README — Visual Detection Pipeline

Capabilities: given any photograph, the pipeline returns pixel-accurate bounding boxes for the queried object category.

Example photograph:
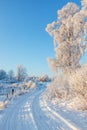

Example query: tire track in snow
[32,89,72,130]
[32,93,58,130]
[41,99,80,130]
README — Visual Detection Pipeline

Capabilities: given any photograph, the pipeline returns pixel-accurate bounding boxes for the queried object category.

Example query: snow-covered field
[0,84,87,130]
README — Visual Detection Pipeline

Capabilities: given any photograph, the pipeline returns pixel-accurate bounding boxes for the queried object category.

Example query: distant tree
[8,70,14,81]
[46,2,87,74]
[0,69,7,80]
[16,65,28,82]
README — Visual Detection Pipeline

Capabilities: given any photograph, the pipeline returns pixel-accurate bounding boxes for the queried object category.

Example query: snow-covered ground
[41,95,87,130]
[0,85,87,130]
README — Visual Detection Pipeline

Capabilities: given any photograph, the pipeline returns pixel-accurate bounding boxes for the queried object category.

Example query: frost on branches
[46,2,87,74]
[45,1,87,110]
[81,0,87,10]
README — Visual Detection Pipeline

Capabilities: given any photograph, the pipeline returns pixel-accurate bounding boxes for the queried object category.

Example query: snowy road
[0,88,82,130]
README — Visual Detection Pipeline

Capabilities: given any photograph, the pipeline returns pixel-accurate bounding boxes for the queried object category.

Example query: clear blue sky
[0,0,86,76]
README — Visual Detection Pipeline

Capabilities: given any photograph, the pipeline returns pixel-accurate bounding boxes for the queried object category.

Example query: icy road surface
[0,87,86,130]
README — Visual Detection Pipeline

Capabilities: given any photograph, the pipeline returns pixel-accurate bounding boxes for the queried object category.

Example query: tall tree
[46,2,87,74]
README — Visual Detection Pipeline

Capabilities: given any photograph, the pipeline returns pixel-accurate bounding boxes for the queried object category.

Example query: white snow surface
[0,86,87,130]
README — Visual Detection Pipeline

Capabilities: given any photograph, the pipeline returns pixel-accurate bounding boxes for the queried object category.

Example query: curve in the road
[0,88,80,130]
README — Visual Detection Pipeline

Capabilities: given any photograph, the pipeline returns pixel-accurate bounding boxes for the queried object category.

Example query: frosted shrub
[46,67,87,109]
[47,75,70,100]
[46,71,87,110]
[26,81,36,89]
[31,82,37,88]
[39,75,49,82]
[69,65,87,102]
[0,101,5,110]
[26,81,32,88]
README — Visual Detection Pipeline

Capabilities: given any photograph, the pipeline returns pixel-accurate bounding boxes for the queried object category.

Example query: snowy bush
[39,75,50,82]
[46,66,87,110]
[26,81,37,89]
[0,101,5,110]
[31,82,37,88]
[46,75,70,100]
[66,95,87,110]
[69,65,87,103]
[26,81,32,88]
[0,100,10,110]
[70,68,87,98]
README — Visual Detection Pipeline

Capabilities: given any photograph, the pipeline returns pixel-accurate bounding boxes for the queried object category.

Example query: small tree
[16,65,28,82]
[46,2,87,74]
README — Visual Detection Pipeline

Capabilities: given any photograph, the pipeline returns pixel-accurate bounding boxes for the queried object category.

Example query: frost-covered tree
[16,65,28,82]
[0,69,7,80]
[46,2,87,74]
[81,0,87,10]
[8,70,14,81]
